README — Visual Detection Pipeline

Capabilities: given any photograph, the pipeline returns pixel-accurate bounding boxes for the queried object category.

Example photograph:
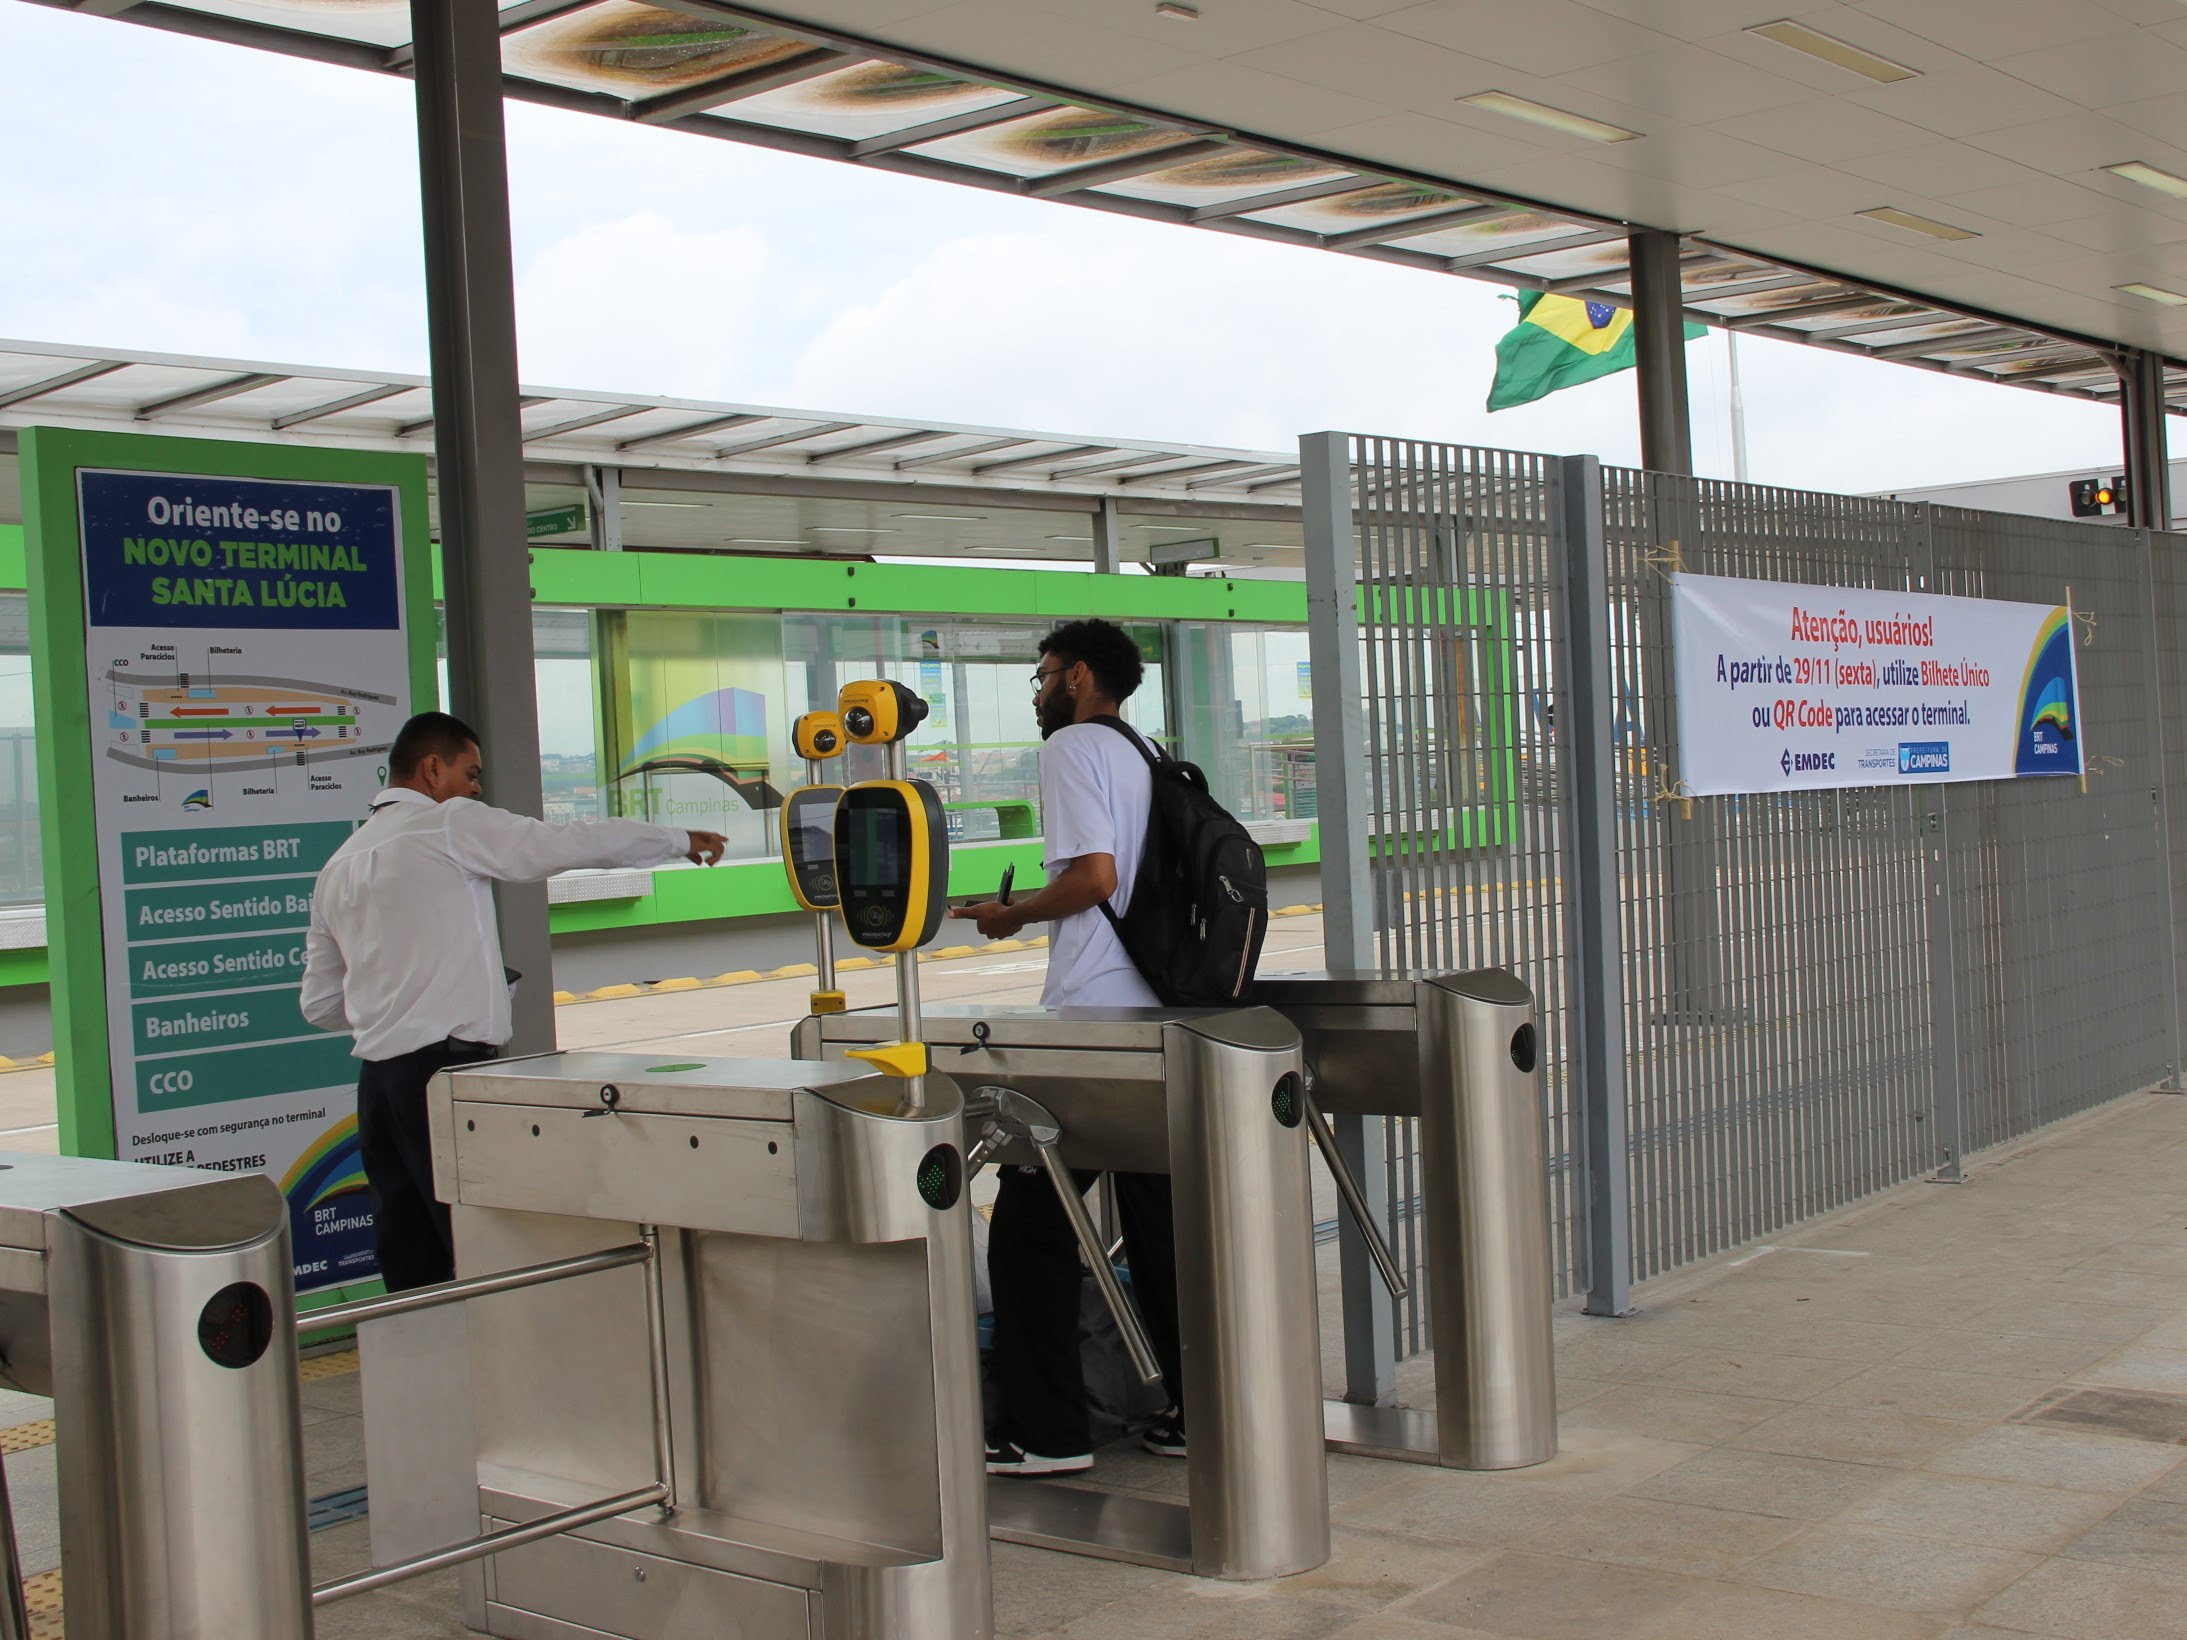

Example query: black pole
[1628,230,1694,477]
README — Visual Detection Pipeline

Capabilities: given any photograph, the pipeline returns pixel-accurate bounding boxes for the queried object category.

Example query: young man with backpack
[947,617,1189,1475]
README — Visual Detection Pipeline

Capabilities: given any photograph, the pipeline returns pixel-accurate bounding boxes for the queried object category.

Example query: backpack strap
[1087,714,1164,769]
[1084,717,1156,935]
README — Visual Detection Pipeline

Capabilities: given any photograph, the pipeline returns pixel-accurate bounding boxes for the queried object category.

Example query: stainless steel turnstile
[0,1155,311,1639]
[1253,970,1558,1471]
[359,1053,990,1640]
[799,1004,1328,1582]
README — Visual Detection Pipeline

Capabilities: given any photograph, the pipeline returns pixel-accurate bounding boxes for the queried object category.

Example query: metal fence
[1303,432,2187,1377]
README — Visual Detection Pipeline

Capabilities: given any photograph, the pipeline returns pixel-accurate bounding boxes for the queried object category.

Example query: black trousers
[357,1040,497,1292]
[988,1165,1184,1458]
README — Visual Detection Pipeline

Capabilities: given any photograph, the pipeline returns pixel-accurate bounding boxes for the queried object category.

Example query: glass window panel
[536,609,600,824]
[0,596,37,905]
[611,610,787,862]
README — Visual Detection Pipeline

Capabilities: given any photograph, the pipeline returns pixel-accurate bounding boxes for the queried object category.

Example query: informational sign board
[1670,571,2084,796]
[22,429,433,1297]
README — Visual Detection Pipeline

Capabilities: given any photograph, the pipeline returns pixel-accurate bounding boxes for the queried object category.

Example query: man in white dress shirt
[300,710,726,1290]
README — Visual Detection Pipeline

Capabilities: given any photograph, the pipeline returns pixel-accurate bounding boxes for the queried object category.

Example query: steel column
[1091,496,1122,574]
[2121,348,2173,532]
[1628,231,1694,478]
[1553,454,1632,1316]
[1300,430,1395,1400]
[1300,431,1374,971]
[2138,525,2185,1087]
[409,0,555,1052]
[584,465,623,552]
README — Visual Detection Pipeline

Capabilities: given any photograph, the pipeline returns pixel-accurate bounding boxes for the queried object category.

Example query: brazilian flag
[1488,292,1706,411]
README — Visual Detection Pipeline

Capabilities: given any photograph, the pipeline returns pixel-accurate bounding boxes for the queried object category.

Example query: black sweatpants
[988,1165,1184,1459]
[356,1039,497,1292]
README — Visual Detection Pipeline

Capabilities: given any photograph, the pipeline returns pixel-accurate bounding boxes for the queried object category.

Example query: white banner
[1670,571,2083,796]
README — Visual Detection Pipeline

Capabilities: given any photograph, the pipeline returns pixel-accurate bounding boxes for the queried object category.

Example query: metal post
[2121,348,2173,532]
[584,465,623,552]
[410,0,555,1054]
[1923,785,1966,1178]
[1091,496,1122,575]
[1628,230,1694,477]
[2138,526,2185,1087]
[1553,454,1632,1316]
[1300,430,1397,1400]
[1299,431,1373,970]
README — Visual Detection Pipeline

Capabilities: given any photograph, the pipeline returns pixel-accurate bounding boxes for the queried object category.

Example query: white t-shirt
[1038,720,1160,1008]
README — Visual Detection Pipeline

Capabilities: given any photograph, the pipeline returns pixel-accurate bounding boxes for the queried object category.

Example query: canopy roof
[40,0,2187,417]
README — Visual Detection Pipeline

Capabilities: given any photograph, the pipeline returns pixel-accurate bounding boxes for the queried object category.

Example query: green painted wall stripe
[524,547,1309,622]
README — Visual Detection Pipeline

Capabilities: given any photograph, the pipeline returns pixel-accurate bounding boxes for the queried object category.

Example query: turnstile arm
[969,1087,1163,1388]
[1301,1085,1409,1303]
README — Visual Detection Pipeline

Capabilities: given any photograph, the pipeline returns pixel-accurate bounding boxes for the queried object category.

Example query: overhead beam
[1188,172,1363,223]
[0,359,127,409]
[806,429,949,463]
[847,95,1049,159]
[522,403,649,442]
[1443,227,1622,271]
[973,443,1108,474]
[1024,137,1228,199]
[896,437,1027,470]
[713,421,858,459]
[631,45,851,125]
[134,371,286,419]
[618,412,765,451]
[1324,202,1504,251]
[270,382,409,430]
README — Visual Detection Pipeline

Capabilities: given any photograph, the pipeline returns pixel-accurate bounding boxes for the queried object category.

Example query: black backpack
[1089,717,1268,1007]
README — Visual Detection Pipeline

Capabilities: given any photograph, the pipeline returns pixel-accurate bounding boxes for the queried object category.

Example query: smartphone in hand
[997,863,1017,905]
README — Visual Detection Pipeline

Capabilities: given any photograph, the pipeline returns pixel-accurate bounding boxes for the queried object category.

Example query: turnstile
[1253,969,1558,1471]
[0,1155,311,1639]
[363,1052,990,1640]
[799,1003,1328,1582]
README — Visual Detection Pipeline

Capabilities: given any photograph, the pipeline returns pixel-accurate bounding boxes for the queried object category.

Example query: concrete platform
[3,932,2185,1636]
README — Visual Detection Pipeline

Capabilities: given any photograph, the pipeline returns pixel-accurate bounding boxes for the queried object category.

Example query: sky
[0,0,2134,495]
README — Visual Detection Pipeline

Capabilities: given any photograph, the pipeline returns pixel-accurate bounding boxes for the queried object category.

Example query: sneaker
[985,1438,1093,1477]
[1141,1411,1187,1458]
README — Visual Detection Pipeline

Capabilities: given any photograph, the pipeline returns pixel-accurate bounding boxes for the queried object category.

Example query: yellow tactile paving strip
[24,1569,60,1638]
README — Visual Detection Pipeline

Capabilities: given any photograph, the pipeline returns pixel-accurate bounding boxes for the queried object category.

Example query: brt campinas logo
[2014,609,2079,773]
[182,790,212,812]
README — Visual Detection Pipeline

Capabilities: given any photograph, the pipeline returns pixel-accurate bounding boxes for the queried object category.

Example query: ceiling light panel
[1458,92,1639,145]
[1748,20,1918,84]
[1858,206,1979,241]
[2107,161,2187,201]
[2118,282,2187,305]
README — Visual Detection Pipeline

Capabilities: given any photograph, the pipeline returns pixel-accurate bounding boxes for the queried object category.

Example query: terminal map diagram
[104,662,398,780]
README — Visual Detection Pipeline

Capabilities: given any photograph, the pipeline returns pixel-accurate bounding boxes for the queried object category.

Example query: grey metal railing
[1305,430,2187,1384]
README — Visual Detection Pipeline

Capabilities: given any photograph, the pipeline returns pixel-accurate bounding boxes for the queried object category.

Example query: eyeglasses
[1030,666,1063,693]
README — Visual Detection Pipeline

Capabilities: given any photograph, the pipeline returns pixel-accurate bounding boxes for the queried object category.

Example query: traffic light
[2069,475,2127,517]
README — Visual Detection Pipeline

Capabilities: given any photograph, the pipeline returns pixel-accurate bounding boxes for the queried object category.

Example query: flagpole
[1726,327,1751,483]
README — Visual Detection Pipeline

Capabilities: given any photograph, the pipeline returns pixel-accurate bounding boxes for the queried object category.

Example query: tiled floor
[6,937,2187,1635]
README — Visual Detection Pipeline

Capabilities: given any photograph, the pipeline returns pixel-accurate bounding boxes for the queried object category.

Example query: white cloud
[514,213,774,399]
